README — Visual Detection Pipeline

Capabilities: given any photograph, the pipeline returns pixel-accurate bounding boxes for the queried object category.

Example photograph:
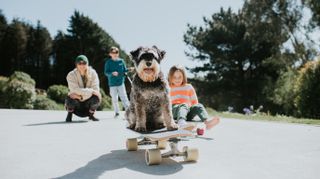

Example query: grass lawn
[207,108,320,125]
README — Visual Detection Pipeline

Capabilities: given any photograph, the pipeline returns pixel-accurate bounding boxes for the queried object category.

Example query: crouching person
[65,55,101,122]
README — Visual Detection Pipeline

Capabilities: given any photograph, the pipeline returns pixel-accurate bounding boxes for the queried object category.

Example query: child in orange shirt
[168,65,220,129]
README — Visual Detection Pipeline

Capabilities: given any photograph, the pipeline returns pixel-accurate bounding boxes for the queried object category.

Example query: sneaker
[177,119,196,131]
[89,115,99,121]
[114,113,120,118]
[65,112,72,122]
[177,119,187,126]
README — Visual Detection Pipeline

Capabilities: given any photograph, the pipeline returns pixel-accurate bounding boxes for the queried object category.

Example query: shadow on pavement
[24,120,88,126]
[53,149,184,179]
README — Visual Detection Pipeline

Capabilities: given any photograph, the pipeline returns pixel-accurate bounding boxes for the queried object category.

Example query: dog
[125,46,178,132]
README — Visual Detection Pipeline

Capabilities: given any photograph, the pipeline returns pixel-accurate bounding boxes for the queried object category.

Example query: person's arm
[67,72,94,97]
[118,59,128,76]
[104,60,112,77]
[189,84,199,105]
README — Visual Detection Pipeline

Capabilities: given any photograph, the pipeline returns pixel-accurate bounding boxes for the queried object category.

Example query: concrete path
[0,109,319,179]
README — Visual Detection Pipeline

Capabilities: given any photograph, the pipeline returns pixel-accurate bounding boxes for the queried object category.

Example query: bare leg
[204,116,220,130]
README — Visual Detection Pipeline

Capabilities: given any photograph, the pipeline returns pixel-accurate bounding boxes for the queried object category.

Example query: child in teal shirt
[104,47,131,117]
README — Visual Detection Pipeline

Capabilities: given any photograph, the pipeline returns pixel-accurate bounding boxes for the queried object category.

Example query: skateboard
[126,125,199,165]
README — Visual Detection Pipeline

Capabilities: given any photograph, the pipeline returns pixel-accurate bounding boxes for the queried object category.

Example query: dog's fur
[125,46,178,132]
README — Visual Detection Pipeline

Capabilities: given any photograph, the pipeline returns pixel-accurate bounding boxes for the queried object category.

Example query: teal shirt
[104,58,128,87]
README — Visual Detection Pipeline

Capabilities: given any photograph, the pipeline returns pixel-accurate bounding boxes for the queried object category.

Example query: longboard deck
[127,127,194,141]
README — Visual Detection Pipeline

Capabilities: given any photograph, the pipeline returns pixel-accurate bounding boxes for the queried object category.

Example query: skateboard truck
[145,139,199,165]
[126,128,198,165]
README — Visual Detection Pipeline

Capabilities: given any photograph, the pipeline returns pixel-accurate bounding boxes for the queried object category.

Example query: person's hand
[112,71,118,76]
[70,93,81,100]
[128,67,135,72]
[92,90,100,97]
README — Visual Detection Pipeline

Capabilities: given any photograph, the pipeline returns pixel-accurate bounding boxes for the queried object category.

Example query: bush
[295,59,320,119]
[47,85,69,104]
[0,76,9,107]
[33,95,60,110]
[4,78,36,109]
[9,71,36,86]
[97,89,112,110]
[271,69,298,115]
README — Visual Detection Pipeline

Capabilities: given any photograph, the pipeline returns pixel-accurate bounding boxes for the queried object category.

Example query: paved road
[0,109,319,179]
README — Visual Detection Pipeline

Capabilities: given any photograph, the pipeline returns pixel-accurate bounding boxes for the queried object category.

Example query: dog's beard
[136,60,160,82]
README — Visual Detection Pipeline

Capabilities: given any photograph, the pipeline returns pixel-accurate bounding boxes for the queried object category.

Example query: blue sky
[0,0,244,76]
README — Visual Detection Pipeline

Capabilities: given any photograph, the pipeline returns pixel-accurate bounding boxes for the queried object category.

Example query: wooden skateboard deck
[128,127,194,141]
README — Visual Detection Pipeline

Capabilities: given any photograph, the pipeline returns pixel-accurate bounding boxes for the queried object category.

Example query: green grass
[206,108,320,125]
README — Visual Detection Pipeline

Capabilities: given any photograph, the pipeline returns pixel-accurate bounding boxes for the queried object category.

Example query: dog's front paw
[128,124,136,130]
[135,126,147,132]
[167,123,178,131]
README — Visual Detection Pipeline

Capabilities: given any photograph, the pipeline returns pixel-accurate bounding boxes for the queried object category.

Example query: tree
[294,58,320,119]
[184,0,302,113]
[25,21,52,89]
[0,19,28,76]
[0,10,7,41]
[303,0,320,27]
[0,10,8,76]
[52,11,131,92]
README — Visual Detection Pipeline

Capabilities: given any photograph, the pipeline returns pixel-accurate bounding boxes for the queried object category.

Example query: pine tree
[184,0,302,113]
[52,11,130,92]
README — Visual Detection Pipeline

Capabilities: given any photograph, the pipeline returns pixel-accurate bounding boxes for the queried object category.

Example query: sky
[0,0,244,77]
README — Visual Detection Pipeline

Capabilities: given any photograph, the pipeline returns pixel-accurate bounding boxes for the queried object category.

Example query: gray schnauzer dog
[125,46,178,132]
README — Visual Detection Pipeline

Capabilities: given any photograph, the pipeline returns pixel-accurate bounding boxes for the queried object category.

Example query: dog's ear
[152,45,166,60]
[130,47,143,61]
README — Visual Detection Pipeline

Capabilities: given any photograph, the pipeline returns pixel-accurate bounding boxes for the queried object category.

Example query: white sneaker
[177,119,187,127]
[177,119,196,131]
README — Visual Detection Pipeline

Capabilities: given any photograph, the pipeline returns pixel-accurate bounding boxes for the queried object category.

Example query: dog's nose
[146,61,152,67]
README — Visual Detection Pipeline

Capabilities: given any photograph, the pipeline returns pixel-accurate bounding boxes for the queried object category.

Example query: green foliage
[183,0,302,113]
[9,71,36,86]
[0,76,8,107]
[303,0,320,27]
[97,89,112,110]
[294,59,320,119]
[33,95,60,110]
[0,18,52,89]
[0,19,28,76]
[47,85,69,104]
[25,21,52,89]
[0,10,7,47]
[0,76,8,90]
[4,71,36,109]
[271,69,298,115]
[52,11,131,92]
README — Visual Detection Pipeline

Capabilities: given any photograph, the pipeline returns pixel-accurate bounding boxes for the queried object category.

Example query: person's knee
[91,95,100,103]
[179,103,189,109]
[88,95,100,110]
[65,96,80,110]
[193,103,205,110]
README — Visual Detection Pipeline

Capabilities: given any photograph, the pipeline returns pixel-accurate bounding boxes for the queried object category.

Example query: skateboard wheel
[183,146,199,162]
[157,140,167,149]
[145,149,162,165]
[126,138,138,151]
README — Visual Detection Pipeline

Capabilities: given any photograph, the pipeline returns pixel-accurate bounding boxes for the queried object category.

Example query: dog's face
[130,46,166,82]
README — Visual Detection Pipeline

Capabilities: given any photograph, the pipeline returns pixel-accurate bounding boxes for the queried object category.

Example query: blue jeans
[109,84,130,113]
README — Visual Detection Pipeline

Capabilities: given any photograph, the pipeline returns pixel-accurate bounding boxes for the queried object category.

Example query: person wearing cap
[65,55,101,122]
[104,47,132,118]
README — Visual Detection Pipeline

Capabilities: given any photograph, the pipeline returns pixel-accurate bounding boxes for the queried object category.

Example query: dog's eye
[140,53,156,61]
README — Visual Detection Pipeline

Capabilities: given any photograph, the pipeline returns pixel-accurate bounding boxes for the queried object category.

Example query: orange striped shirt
[170,84,198,106]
